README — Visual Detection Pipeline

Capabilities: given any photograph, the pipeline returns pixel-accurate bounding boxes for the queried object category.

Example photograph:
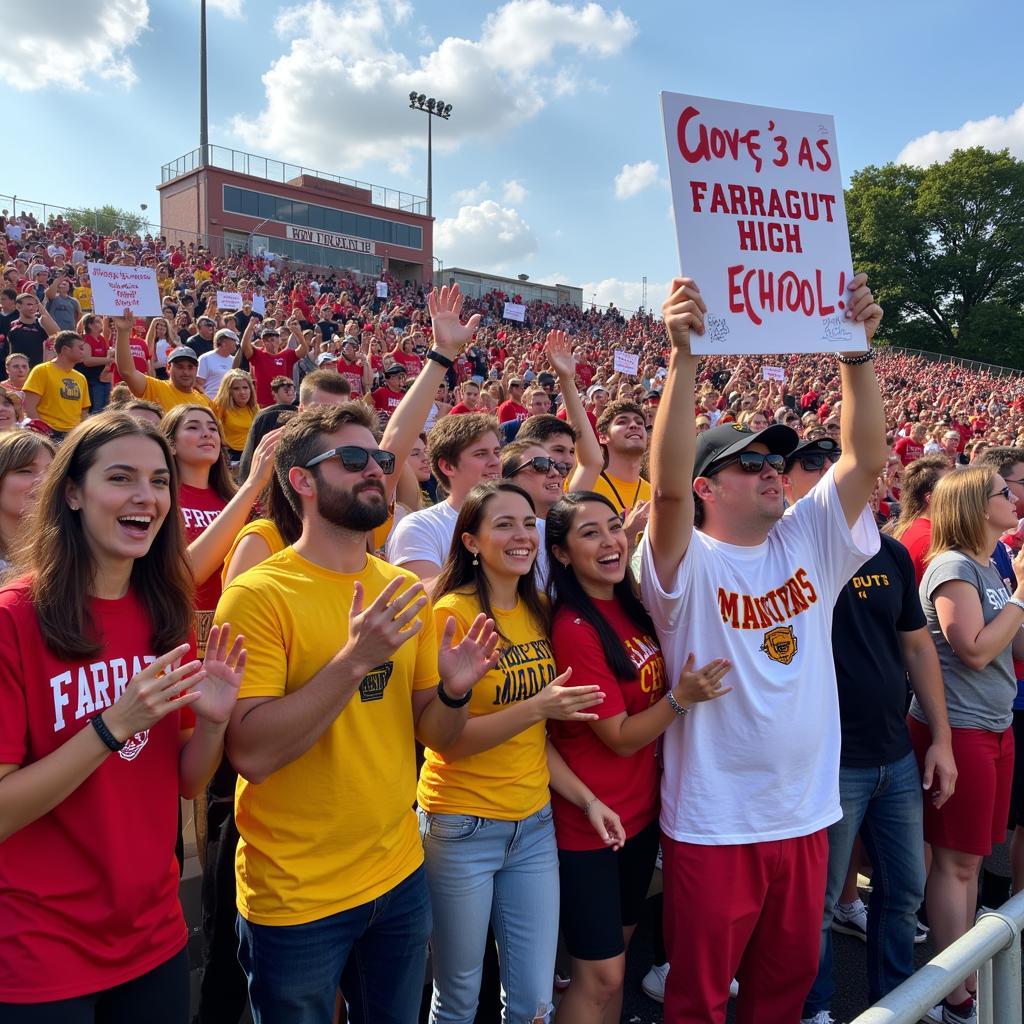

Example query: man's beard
[316,477,388,531]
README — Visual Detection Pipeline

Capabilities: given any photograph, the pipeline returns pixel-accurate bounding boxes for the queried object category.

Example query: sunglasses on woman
[506,456,569,478]
[990,486,1012,502]
[304,445,396,474]
[708,451,787,476]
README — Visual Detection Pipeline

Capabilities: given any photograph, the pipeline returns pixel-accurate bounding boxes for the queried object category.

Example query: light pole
[199,0,209,166]
[408,93,452,218]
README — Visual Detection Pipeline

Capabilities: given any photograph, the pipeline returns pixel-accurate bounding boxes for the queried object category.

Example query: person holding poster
[640,274,885,1024]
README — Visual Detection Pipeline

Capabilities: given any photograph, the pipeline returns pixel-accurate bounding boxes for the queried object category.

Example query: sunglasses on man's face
[795,450,842,472]
[709,451,787,476]
[304,445,396,474]
[507,456,568,478]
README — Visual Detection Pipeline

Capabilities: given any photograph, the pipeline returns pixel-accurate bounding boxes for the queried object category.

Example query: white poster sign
[216,290,244,310]
[251,295,266,315]
[762,365,786,381]
[87,262,160,316]
[502,302,526,322]
[376,281,389,298]
[661,92,865,355]
[614,349,640,375]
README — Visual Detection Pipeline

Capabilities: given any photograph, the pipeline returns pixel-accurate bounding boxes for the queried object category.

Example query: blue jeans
[419,803,560,1024]
[803,750,925,1016]
[89,379,111,413]
[236,865,431,1024]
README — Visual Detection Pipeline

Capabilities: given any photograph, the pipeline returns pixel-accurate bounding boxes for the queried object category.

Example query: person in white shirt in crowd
[197,330,239,400]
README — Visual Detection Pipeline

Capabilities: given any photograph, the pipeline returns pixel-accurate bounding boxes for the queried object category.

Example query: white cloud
[453,181,492,204]
[206,0,244,17]
[435,200,538,270]
[897,103,1024,165]
[579,277,672,313]
[230,0,637,171]
[614,160,660,199]
[502,179,528,204]
[0,0,149,91]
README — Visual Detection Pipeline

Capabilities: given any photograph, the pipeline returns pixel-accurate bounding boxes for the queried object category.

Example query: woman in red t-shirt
[0,413,245,1019]
[544,491,731,1024]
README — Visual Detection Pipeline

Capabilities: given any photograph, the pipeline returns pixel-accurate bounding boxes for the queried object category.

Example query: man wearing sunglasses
[638,274,886,1024]
[216,403,500,1024]
[781,438,844,504]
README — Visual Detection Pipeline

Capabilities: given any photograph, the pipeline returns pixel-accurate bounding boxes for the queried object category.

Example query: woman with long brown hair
[0,431,54,572]
[0,413,245,1020]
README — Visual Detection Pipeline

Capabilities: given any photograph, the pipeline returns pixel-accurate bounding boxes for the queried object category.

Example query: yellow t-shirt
[141,376,213,412]
[418,592,555,820]
[216,403,255,451]
[23,362,91,432]
[221,518,285,588]
[73,286,92,312]
[214,548,438,926]
[593,470,651,514]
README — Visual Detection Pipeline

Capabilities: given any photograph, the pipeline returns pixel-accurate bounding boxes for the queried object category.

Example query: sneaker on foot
[831,898,868,941]
[641,963,669,1003]
[800,1012,835,1024]
[914,920,930,945]
[923,997,977,1024]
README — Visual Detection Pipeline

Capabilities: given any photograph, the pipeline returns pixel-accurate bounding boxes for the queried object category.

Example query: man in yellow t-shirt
[113,312,211,412]
[22,330,91,440]
[215,402,498,1023]
[593,399,652,544]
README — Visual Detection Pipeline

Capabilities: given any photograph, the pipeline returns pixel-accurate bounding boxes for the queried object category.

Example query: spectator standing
[7,293,58,368]
[197,329,239,400]
[22,331,91,442]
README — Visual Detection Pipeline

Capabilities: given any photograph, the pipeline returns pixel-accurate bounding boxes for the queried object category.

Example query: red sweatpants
[661,829,829,1024]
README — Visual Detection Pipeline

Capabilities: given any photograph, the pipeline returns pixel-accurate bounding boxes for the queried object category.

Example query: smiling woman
[0,412,245,1020]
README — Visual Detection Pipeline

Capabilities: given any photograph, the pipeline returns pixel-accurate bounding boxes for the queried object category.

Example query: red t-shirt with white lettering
[248,347,299,407]
[372,386,404,420]
[498,399,528,424]
[335,358,366,398]
[893,437,924,466]
[392,350,422,379]
[179,483,228,655]
[547,599,665,850]
[0,581,193,1002]
[112,337,149,385]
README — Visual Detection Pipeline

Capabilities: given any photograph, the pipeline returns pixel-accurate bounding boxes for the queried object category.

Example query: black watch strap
[426,349,454,370]
[91,712,126,752]
[437,679,472,708]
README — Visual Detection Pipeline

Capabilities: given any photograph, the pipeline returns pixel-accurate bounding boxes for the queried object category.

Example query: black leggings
[0,948,189,1024]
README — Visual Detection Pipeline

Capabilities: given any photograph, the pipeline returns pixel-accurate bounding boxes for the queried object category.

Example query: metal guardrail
[850,890,1023,1024]
[882,345,1024,378]
[160,145,428,215]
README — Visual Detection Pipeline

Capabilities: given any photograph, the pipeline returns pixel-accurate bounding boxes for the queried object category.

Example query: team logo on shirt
[119,730,150,761]
[359,661,394,702]
[60,377,82,400]
[760,625,798,665]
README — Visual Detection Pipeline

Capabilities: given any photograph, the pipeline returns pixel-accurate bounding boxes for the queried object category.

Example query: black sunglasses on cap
[305,445,396,474]
[707,451,787,476]
[505,456,569,478]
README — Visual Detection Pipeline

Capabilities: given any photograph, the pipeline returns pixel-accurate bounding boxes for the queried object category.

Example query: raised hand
[113,307,135,334]
[342,578,427,677]
[845,272,883,345]
[437,613,501,700]
[672,653,732,707]
[248,426,283,488]
[545,329,575,379]
[662,278,706,353]
[191,624,246,724]
[427,284,482,358]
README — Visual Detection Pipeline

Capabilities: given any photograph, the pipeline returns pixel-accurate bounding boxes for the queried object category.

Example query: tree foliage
[57,204,149,237]
[846,147,1024,366]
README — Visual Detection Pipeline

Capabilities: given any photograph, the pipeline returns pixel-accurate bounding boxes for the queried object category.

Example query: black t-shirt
[6,318,49,368]
[316,319,338,343]
[831,534,926,767]
[187,332,214,358]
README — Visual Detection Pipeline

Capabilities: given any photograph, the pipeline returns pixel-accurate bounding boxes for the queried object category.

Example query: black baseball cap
[784,436,841,469]
[385,364,407,377]
[693,423,799,480]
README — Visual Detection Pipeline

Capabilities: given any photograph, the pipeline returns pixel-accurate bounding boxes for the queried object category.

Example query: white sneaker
[800,1012,835,1024]
[831,898,868,941]
[641,962,669,1002]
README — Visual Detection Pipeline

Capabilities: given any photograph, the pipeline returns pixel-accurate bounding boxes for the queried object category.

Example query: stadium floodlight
[406,92,455,217]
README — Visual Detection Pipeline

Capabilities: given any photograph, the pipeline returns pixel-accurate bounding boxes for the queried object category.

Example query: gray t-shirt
[46,294,80,332]
[909,550,1016,732]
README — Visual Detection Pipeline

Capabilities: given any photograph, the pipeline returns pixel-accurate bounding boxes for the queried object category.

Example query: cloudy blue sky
[4,0,1022,310]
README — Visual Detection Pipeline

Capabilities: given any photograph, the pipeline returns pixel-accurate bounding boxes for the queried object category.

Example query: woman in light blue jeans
[420,483,624,1024]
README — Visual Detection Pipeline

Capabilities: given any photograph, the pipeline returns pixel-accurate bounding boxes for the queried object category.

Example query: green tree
[58,204,149,237]
[846,147,1024,365]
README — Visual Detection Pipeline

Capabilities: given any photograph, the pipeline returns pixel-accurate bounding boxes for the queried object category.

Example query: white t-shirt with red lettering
[638,467,878,845]
[0,581,194,1002]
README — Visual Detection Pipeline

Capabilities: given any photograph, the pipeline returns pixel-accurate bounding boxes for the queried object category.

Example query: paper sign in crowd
[87,263,161,317]
[614,349,640,375]
[503,302,526,322]
[762,365,786,381]
[661,92,866,355]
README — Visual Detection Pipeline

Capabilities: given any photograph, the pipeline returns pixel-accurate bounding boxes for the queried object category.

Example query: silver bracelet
[582,797,598,816]
[666,691,691,717]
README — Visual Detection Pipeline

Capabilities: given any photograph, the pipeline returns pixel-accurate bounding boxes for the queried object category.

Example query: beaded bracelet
[836,350,876,365]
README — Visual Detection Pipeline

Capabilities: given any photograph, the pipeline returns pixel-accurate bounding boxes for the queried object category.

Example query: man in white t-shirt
[642,275,886,1024]
[197,328,238,399]
[386,411,501,580]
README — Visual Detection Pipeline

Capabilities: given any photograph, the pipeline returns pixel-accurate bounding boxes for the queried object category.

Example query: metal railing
[881,345,1024,378]
[161,145,428,215]
[850,890,1023,1024]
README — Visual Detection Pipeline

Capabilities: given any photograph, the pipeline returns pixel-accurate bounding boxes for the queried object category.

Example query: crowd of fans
[1,209,1023,1024]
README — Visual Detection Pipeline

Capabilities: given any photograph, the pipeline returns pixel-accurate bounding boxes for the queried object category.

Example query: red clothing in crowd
[178,483,227,656]
[548,600,666,850]
[893,436,925,466]
[248,347,299,406]
[391,351,422,379]
[0,582,194,1002]
[112,336,149,385]
[497,399,529,424]
[899,516,933,583]
[557,404,598,434]
[372,385,405,420]
[335,358,367,398]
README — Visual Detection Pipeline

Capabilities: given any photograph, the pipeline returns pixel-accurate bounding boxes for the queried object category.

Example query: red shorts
[908,717,1014,856]
[661,829,828,1024]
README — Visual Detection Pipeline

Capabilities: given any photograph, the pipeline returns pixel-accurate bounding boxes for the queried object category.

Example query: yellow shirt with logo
[141,376,213,412]
[593,471,651,514]
[73,286,92,312]
[23,361,91,432]
[418,591,555,820]
[214,548,439,925]
[216,403,256,451]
